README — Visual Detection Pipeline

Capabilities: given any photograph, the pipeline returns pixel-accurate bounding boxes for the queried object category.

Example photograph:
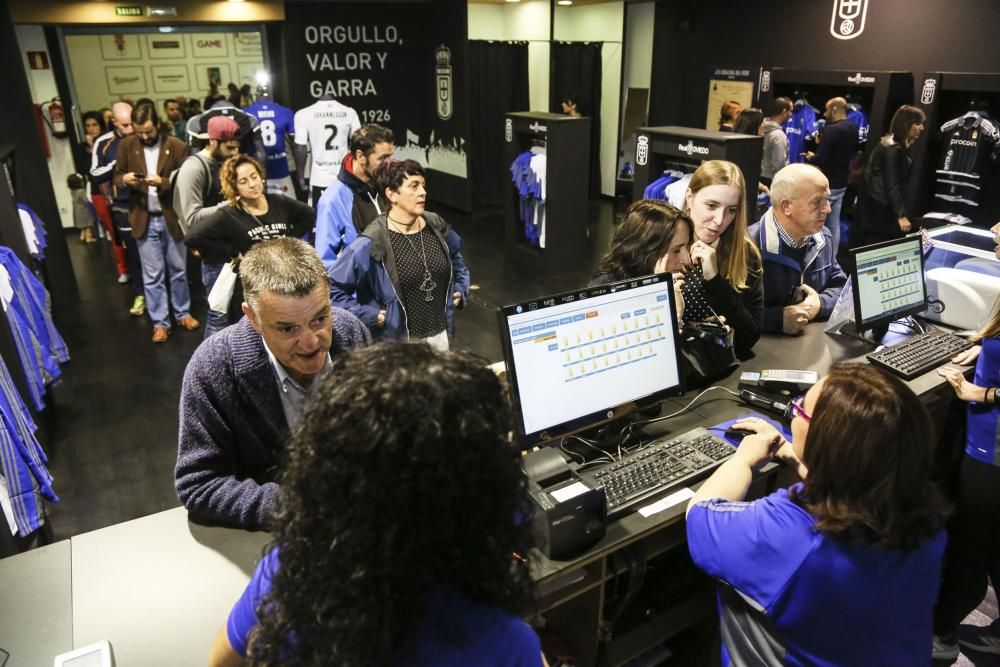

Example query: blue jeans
[136,216,191,328]
[824,187,846,256]
[201,261,228,339]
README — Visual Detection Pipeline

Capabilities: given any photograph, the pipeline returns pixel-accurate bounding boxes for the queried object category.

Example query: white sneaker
[933,634,959,660]
[959,624,1000,654]
[117,273,129,284]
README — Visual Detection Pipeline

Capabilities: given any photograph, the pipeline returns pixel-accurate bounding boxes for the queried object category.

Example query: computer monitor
[850,235,927,335]
[497,273,685,448]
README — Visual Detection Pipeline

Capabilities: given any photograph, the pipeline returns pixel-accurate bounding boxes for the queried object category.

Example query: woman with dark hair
[592,199,692,322]
[81,110,106,154]
[858,104,926,245]
[209,343,545,666]
[561,92,582,117]
[79,111,109,246]
[732,107,764,136]
[686,363,948,666]
[683,160,764,358]
[329,159,470,348]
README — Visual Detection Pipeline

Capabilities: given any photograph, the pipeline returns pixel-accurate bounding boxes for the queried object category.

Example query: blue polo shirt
[687,485,946,666]
[967,337,1000,465]
[227,549,543,665]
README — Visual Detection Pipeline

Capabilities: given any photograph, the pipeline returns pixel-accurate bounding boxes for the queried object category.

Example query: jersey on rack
[847,104,869,144]
[294,99,361,189]
[243,100,296,180]
[783,101,817,164]
[510,146,547,248]
[935,112,1000,210]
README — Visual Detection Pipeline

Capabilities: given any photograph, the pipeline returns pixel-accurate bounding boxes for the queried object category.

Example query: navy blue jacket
[328,212,470,342]
[89,130,131,211]
[747,210,848,334]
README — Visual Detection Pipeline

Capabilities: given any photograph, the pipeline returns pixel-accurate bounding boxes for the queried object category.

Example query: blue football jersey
[847,106,869,144]
[783,103,817,164]
[244,100,295,180]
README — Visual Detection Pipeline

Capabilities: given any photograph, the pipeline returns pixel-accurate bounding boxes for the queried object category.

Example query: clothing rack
[630,126,762,217]
[504,111,591,273]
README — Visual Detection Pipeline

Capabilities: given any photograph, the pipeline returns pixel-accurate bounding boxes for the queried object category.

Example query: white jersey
[293,99,361,188]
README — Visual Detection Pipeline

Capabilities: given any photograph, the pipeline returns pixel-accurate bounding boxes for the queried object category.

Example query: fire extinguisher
[40,98,68,139]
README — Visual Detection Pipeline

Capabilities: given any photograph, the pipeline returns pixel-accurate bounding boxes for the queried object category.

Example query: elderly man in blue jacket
[747,163,847,335]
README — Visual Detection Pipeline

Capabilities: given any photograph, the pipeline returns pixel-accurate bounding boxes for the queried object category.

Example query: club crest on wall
[830,0,868,40]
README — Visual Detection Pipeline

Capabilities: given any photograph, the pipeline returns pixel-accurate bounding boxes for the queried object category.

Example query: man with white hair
[747,163,847,335]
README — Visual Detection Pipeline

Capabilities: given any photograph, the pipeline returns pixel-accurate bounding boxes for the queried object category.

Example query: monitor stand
[560,401,662,460]
[826,319,888,346]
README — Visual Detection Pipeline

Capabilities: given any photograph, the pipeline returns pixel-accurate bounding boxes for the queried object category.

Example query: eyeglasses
[789,395,812,422]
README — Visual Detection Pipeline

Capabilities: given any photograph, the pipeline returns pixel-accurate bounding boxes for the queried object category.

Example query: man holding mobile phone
[114,102,199,343]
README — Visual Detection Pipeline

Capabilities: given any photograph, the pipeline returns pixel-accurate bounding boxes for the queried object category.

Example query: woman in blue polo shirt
[685,363,948,666]
[208,343,546,666]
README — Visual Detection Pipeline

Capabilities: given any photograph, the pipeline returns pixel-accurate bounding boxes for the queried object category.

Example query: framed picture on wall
[105,66,147,95]
[99,34,142,60]
[233,32,262,57]
[195,63,232,90]
[190,33,230,59]
[146,35,186,60]
[151,65,191,93]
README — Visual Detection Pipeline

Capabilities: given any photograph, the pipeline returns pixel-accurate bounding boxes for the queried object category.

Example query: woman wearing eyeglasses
[685,363,948,666]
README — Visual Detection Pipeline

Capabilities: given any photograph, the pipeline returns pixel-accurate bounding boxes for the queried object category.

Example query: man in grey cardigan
[761,97,793,186]
[175,238,371,529]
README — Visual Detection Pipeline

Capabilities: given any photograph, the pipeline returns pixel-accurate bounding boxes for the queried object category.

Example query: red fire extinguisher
[40,98,68,139]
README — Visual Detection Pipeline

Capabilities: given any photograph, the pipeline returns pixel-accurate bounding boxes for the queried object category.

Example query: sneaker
[129,295,145,317]
[960,624,1000,654]
[117,273,129,284]
[151,326,169,343]
[177,315,200,331]
[933,634,960,660]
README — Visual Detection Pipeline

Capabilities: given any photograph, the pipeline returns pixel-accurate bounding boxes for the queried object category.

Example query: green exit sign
[115,6,144,16]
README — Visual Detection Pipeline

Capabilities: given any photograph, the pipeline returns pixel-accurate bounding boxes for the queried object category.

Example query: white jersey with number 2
[294,99,361,188]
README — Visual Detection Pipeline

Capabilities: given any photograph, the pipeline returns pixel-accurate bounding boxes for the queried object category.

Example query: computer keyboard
[578,427,735,521]
[866,331,975,380]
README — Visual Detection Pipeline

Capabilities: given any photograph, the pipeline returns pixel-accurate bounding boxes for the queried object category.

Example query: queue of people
[66,92,988,663]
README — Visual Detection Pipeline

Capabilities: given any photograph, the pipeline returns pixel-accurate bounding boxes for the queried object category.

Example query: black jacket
[864,137,912,218]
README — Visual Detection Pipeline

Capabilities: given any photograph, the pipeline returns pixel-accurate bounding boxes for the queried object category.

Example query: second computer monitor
[850,235,927,335]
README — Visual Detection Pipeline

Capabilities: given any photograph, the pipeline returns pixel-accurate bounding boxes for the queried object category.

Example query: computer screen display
[497,274,684,447]
[851,236,927,332]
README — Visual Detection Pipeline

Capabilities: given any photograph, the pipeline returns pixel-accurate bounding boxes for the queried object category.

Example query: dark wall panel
[650,0,1000,126]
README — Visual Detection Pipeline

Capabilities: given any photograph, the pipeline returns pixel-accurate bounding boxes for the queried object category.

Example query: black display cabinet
[630,126,762,217]
[756,68,913,155]
[504,112,591,273]
[912,72,1000,225]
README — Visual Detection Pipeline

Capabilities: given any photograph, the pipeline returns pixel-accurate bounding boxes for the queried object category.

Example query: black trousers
[934,456,1000,635]
[111,209,144,297]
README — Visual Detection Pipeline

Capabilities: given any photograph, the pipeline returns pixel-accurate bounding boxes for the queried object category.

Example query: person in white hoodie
[760,97,793,186]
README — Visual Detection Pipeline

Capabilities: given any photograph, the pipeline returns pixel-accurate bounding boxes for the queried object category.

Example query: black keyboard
[866,331,974,381]
[578,427,735,521]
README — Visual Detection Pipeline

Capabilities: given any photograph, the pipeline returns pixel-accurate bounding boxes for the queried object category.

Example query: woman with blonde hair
[682,160,763,358]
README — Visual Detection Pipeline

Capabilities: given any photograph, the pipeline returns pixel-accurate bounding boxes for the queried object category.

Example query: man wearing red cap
[175,115,242,338]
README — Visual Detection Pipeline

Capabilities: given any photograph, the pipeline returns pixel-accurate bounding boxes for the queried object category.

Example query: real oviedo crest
[435,44,453,121]
[830,0,868,40]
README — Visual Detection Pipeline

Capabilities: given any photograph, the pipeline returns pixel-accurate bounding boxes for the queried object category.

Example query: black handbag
[679,320,738,385]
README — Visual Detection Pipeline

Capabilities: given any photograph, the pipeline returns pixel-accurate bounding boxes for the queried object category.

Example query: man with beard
[314,124,394,270]
[163,98,187,143]
[175,115,242,337]
[114,103,199,343]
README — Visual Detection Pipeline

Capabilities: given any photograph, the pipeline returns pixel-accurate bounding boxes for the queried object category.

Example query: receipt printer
[523,448,606,560]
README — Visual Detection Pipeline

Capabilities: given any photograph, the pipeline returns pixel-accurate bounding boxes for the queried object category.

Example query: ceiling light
[505,0,521,3]
[557,0,573,5]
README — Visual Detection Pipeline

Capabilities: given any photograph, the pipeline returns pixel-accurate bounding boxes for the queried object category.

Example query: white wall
[15,25,75,229]
[623,2,654,90]
[554,2,624,197]
[468,0,550,111]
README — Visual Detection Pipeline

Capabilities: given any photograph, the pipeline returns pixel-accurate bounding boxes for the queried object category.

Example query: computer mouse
[724,427,756,443]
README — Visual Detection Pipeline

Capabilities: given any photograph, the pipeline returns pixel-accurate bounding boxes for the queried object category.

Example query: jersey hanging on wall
[293,99,362,189]
[935,111,1000,210]
[244,100,296,180]
[783,101,818,164]
[847,105,870,144]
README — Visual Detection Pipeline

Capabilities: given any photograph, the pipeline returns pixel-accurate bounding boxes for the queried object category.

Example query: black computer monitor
[849,235,927,336]
[497,273,685,448]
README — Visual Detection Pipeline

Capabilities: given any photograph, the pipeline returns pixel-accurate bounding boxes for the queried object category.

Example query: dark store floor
[40,199,621,541]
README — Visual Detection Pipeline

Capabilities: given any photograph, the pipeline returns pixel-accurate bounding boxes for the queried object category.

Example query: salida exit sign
[115,6,143,16]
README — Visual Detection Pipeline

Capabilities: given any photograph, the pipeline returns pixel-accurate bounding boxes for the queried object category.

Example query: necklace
[387,213,418,230]
[389,217,436,301]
